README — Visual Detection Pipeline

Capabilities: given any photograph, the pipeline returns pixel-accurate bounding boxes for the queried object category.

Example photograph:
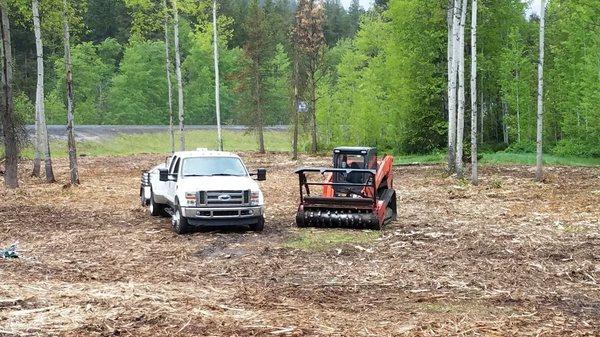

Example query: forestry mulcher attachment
[295,147,397,230]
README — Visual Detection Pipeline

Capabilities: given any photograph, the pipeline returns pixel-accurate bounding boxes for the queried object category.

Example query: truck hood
[178,176,260,192]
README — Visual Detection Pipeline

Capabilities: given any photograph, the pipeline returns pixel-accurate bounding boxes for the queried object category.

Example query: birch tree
[0,0,18,188]
[455,0,467,178]
[172,0,185,151]
[536,0,545,182]
[63,0,78,185]
[32,0,55,182]
[470,0,477,185]
[447,0,460,172]
[162,0,174,153]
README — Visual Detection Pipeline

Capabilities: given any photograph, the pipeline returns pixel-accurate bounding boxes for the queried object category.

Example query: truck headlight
[250,190,261,206]
[185,192,197,206]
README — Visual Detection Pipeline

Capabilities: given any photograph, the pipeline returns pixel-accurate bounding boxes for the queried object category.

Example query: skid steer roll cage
[295,168,378,207]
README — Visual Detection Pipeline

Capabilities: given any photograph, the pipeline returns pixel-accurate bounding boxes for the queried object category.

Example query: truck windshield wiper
[183,174,211,177]
[210,173,243,176]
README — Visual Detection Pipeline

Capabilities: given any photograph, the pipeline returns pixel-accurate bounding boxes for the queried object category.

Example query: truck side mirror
[256,168,267,181]
[159,168,169,182]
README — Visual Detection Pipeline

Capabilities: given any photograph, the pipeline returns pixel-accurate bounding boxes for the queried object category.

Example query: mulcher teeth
[298,209,380,229]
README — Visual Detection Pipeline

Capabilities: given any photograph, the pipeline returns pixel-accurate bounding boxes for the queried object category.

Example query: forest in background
[4,0,600,157]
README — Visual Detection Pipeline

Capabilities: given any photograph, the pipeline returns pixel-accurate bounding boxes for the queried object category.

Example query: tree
[1,0,18,188]
[241,0,273,153]
[455,0,466,178]
[293,0,326,154]
[63,0,78,185]
[448,0,460,172]
[162,0,174,153]
[470,0,477,185]
[32,0,55,182]
[172,0,185,150]
[535,0,545,182]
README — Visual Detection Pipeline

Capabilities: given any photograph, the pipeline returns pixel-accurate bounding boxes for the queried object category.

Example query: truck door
[166,156,180,205]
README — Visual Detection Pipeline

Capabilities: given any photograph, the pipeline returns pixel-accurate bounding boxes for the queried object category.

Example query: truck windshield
[181,157,247,177]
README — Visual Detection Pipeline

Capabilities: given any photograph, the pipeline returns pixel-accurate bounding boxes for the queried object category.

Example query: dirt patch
[0,153,599,336]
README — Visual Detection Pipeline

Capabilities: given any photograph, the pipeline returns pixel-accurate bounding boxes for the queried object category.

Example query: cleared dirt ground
[1,153,599,336]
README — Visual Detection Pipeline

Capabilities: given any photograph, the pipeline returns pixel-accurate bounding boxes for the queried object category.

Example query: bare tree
[63,0,78,185]
[0,0,18,188]
[470,0,478,185]
[448,0,460,172]
[32,0,55,183]
[172,0,185,151]
[536,0,546,182]
[455,0,467,178]
[292,0,325,154]
[162,0,175,153]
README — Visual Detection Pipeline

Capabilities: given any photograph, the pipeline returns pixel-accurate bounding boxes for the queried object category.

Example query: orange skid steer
[295,147,397,230]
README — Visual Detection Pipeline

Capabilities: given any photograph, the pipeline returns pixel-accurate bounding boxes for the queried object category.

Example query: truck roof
[173,149,240,159]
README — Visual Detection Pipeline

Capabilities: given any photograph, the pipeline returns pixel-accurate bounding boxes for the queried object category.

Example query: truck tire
[148,188,168,217]
[249,216,265,232]
[172,202,192,234]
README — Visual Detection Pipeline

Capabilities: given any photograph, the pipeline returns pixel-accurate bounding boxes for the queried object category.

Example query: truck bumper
[182,206,264,224]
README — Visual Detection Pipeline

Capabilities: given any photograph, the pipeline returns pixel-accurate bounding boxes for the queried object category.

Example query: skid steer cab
[295,147,397,230]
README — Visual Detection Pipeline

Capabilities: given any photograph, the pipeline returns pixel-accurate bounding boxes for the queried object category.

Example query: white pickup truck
[140,149,267,234]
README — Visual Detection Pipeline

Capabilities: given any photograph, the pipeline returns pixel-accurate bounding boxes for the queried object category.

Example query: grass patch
[393,152,600,167]
[394,152,446,165]
[14,130,292,159]
[480,152,600,167]
[283,229,380,251]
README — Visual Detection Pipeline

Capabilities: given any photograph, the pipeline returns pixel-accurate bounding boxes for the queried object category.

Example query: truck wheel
[148,188,169,217]
[172,203,192,234]
[249,216,264,232]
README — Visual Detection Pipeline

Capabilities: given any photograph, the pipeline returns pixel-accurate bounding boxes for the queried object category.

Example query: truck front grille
[200,190,250,206]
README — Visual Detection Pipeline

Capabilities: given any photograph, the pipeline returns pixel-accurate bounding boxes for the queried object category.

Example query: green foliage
[545,0,600,157]
[50,40,118,124]
[183,16,243,125]
[318,2,447,154]
[107,40,169,124]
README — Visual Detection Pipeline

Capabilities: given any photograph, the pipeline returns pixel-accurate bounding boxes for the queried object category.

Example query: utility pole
[213,0,223,151]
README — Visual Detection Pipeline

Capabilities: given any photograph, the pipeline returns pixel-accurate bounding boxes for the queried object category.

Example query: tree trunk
[255,64,265,154]
[516,70,521,143]
[502,100,509,144]
[455,0,467,178]
[32,0,41,177]
[212,0,223,151]
[292,58,299,160]
[0,1,18,188]
[63,0,78,185]
[32,111,40,176]
[470,0,477,185]
[163,0,174,154]
[536,0,545,182]
[172,0,185,151]
[448,0,460,172]
[480,89,484,143]
[309,72,317,154]
[32,0,54,183]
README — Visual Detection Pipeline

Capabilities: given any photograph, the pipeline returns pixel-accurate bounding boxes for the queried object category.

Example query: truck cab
[141,149,267,234]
